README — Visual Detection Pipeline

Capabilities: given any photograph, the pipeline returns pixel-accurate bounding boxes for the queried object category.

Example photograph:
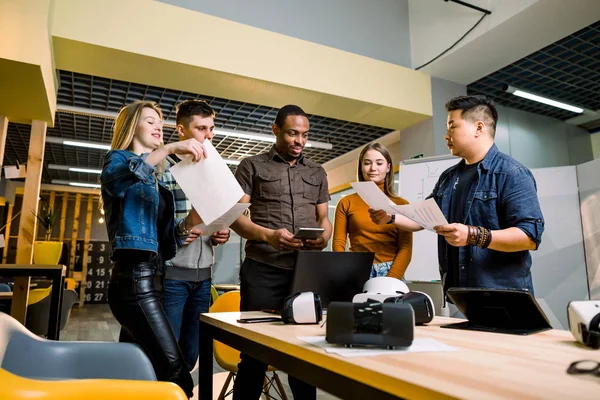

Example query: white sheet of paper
[195,203,250,236]
[394,198,448,231]
[0,234,5,248]
[297,336,456,358]
[351,181,448,231]
[170,141,244,226]
[350,181,399,215]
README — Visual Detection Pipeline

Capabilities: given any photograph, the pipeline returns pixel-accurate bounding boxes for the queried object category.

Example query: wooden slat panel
[12,120,47,323]
[2,203,13,263]
[79,194,94,306]
[68,193,81,279]
[59,192,68,242]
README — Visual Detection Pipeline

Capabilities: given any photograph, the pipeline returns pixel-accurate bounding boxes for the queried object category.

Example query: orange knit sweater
[332,182,413,279]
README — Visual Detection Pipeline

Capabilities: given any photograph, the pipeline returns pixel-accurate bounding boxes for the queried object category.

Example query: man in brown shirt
[231,104,332,400]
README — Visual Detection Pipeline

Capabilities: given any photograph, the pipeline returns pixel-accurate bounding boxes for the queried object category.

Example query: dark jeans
[232,258,316,400]
[162,278,212,370]
[108,260,194,398]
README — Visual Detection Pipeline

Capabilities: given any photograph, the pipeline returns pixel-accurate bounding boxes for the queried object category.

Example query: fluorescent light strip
[48,164,102,174]
[505,86,584,114]
[56,104,334,150]
[52,179,101,189]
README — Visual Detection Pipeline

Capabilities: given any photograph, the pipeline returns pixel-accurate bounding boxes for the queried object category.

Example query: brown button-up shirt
[234,146,330,269]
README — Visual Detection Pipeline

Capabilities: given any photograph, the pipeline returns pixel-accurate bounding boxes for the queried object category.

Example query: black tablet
[441,287,552,335]
[293,228,324,240]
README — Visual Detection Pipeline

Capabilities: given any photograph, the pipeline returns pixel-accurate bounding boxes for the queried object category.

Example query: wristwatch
[178,218,192,235]
[387,214,396,224]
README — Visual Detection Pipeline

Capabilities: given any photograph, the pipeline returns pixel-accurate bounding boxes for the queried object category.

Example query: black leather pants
[108,259,194,398]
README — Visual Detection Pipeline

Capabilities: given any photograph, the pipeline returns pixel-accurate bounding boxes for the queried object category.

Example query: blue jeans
[162,278,212,371]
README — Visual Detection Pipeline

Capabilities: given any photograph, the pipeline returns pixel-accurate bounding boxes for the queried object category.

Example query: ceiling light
[52,179,101,189]
[48,164,102,174]
[504,85,585,114]
[98,217,105,224]
[46,136,111,150]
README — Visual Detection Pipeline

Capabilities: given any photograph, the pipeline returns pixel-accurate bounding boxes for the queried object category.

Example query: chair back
[209,291,241,372]
[25,289,79,336]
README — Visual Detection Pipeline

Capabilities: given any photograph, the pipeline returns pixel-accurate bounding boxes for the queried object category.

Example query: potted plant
[32,201,63,264]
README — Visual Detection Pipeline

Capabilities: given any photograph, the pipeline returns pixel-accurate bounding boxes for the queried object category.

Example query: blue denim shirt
[430,144,544,294]
[101,150,181,260]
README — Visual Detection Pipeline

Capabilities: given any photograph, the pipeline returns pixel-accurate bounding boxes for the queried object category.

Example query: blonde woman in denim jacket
[101,100,206,398]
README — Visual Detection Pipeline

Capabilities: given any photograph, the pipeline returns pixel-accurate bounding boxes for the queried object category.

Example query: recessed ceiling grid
[5,70,393,184]
[468,20,600,121]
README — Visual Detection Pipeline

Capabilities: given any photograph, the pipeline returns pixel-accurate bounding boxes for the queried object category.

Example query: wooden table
[0,264,66,340]
[199,312,600,400]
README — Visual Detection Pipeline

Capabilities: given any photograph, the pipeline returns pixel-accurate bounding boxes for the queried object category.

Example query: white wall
[497,105,594,169]
[592,133,600,159]
[409,0,538,69]
[157,0,412,67]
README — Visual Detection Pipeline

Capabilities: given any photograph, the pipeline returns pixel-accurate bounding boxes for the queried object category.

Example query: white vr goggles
[568,300,600,348]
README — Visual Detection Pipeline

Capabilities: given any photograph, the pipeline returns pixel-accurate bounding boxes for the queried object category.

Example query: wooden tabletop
[201,312,600,399]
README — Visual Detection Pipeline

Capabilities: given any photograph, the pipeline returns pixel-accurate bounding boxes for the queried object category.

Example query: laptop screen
[290,251,374,309]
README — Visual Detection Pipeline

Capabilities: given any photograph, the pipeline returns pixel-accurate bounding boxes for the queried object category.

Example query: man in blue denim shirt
[370,95,544,295]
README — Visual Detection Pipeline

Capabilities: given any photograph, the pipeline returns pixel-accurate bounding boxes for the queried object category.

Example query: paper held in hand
[194,203,250,236]
[350,181,448,231]
[170,140,245,226]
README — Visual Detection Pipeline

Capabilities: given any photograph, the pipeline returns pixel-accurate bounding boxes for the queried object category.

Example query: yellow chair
[65,278,78,291]
[27,286,52,306]
[210,291,288,400]
[1,368,187,400]
[211,284,219,305]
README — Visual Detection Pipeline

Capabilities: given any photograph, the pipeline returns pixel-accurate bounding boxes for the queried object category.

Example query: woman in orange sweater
[333,143,412,279]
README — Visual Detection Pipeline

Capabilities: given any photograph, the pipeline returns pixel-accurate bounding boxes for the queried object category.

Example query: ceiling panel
[6,70,395,184]
[468,21,600,122]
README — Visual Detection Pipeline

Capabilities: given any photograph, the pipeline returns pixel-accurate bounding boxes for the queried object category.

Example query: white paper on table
[170,141,244,226]
[297,336,456,358]
[394,198,448,231]
[195,203,250,236]
[350,181,399,215]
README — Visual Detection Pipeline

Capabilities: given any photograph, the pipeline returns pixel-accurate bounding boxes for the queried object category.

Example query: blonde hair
[110,100,166,174]
[357,142,398,198]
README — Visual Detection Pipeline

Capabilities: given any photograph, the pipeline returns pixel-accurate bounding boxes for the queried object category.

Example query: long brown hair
[358,142,397,198]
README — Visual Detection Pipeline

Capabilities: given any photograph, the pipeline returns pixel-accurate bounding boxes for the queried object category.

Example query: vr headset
[281,292,323,324]
[352,277,434,324]
[568,300,600,348]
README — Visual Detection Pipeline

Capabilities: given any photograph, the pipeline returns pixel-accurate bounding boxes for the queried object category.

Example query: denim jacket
[101,150,181,260]
[430,144,544,294]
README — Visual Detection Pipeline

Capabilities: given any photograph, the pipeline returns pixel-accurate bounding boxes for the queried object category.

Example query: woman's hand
[165,139,207,162]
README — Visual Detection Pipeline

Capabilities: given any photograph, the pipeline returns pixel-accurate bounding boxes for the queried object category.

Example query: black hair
[445,95,498,137]
[176,99,216,127]
[274,105,308,128]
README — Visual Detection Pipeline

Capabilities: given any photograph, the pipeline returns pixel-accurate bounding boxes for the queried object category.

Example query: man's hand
[266,228,303,251]
[183,227,203,245]
[369,208,393,225]
[434,223,469,247]
[302,236,327,250]
[211,229,230,246]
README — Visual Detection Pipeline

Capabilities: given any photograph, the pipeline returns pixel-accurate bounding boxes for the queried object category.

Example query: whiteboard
[398,155,460,281]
